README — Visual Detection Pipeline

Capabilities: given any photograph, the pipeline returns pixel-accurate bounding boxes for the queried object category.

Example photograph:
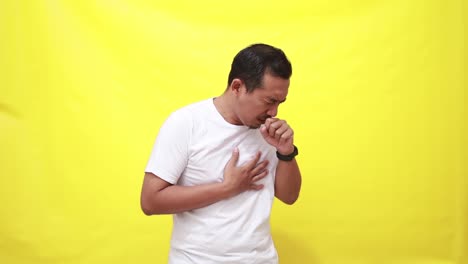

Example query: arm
[141,173,230,215]
[274,158,302,205]
[140,149,270,215]
[260,118,302,205]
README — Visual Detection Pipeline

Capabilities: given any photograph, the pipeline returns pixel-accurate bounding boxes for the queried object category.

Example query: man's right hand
[141,148,270,215]
[222,148,269,197]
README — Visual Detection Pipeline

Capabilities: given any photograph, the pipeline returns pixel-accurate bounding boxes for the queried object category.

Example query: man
[141,43,302,263]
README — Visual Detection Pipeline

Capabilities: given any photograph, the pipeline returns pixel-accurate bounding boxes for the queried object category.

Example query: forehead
[254,74,289,100]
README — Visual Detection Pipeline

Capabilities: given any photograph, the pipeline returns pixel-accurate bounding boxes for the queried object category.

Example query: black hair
[227,43,292,92]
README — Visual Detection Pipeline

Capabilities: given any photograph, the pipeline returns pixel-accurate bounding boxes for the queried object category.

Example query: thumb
[226,147,240,168]
[260,125,269,139]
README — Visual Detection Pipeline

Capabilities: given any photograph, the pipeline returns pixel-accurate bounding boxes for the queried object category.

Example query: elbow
[282,195,299,205]
[141,196,169,215]
[141,206,154,216]
[277,192,300,205]
[141,197,159,216]
[141,191,171,215]
[141,201,154,216]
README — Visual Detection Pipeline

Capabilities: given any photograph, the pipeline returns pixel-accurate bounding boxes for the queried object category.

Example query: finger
[265,117,278,129]
[250,160,269,176]
[250,183,264,190]
[274,124,289,141]
[281,129,293,140]
[260,125,269,139]
[268,120,284,137]
[272,119,286,131]
[244,151,262,170]
[252,169,269,182]
[278,129,294,145]
[264,118,272,128]
[226,147,239,168]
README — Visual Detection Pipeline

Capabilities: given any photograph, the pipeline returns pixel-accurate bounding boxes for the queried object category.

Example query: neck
[213,94,240,125]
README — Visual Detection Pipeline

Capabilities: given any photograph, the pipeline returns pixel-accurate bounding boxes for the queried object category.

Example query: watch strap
[276,145,298,161]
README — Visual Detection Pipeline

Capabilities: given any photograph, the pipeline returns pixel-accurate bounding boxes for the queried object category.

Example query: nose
[267,104,279,117]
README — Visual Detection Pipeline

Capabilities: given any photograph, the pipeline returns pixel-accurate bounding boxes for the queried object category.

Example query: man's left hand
[260,118,294,155]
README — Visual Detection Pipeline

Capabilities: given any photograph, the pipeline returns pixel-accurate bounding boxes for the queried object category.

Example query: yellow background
[1,0,466,263]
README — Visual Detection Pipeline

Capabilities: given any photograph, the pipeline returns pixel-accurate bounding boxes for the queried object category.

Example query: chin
[248,121,262,129]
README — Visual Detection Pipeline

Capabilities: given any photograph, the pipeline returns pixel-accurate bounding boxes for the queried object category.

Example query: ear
[229,78,245,95]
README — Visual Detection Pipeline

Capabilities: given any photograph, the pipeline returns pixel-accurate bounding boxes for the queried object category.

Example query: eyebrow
[268,97,287,104]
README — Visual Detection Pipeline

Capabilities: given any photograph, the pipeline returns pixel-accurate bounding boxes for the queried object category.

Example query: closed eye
[265,97,286,105]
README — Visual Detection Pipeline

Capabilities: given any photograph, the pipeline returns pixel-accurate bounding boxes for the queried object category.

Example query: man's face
[234,73,289,129]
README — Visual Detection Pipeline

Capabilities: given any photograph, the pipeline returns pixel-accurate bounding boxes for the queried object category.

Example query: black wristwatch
[276,145,298,161]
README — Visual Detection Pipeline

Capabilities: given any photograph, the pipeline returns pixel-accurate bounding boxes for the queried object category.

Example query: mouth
[258,116,270,124]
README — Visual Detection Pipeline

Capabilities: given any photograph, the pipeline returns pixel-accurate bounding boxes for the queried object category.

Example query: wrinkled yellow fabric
[0,1,466,263]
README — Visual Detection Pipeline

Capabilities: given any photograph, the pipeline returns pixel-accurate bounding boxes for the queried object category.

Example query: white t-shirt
[145,98,279,264]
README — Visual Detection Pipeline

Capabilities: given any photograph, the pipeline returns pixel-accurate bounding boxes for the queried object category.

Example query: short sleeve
[145,110,191,184]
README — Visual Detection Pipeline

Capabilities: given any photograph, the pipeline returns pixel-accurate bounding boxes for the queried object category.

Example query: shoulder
[179,98,213,113]
[162,98,213,127]
[170,98,213,120]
